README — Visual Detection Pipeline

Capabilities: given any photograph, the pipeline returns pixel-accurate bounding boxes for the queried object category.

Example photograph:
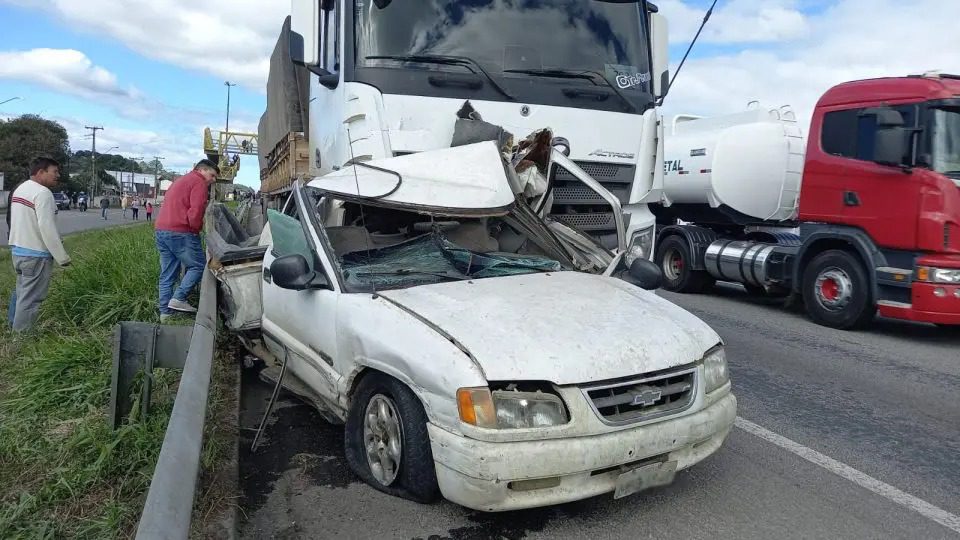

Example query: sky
[1,0,959,189]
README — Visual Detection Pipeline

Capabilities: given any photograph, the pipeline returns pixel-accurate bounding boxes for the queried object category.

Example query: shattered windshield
[341,231,562,290]
[930,106,960,179]
[304,188,575,292]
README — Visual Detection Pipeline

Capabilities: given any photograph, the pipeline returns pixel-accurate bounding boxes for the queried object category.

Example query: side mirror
[270,254,327,290]
[861,107,909,167]
[649,13,669,99]
[873,127,908,167]
[290,1,321,67]
[624,258,663,291]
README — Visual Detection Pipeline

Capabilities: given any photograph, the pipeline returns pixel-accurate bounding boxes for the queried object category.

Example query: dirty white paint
[379,271,722,385]
[430,393,737,511]
[311,142,515,211]
[735,417,960,535]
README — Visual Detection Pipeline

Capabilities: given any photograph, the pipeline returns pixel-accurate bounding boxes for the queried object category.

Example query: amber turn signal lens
[457,387,496,428]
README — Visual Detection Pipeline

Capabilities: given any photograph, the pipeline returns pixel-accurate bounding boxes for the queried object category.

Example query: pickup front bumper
[428,391,736,512]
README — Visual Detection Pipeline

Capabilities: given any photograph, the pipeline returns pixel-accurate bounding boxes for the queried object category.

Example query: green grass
[0,225,188,538]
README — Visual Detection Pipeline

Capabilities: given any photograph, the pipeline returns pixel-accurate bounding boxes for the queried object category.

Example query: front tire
[656,235,715,293]
[344,373,439,503]
[802,250,875,329]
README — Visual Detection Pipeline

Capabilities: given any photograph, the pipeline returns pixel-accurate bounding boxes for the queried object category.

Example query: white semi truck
[258,0,674,260]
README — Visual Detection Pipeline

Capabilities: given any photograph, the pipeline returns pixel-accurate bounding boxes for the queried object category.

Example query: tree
[0,115,71,190]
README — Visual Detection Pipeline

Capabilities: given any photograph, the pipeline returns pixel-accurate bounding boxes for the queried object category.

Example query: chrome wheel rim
[363,394,402,486]
[662,248,683,281]
[815,267,853,311]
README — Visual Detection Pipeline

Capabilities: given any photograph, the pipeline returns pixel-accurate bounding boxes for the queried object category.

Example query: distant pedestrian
[132,198,140,220]
[121,195,130,218]
[145,200,153,221]
[9,157,71,332]
[100,196,110,220]
[155,159,219,322]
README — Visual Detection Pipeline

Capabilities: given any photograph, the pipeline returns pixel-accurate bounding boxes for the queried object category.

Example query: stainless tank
[704,240,779,287]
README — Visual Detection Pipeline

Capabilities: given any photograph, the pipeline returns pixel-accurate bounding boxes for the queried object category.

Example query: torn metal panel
[211,260,263,331]
[310,142,516,211]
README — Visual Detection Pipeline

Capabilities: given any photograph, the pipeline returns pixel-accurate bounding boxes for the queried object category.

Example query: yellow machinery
[203,128,259,181]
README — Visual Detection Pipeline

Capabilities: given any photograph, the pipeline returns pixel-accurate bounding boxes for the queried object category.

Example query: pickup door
[260,185,343,405]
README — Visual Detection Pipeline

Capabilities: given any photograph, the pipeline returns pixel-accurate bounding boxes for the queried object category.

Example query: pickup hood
[378,272,720,385]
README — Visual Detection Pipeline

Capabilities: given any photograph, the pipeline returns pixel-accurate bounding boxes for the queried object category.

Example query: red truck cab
[799,74,960,325]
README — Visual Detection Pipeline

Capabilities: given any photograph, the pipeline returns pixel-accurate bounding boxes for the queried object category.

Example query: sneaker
[167,298,198,313]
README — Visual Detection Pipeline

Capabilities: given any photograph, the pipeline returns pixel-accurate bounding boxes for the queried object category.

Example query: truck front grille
[547,160,636,250]
[581,366,697,426]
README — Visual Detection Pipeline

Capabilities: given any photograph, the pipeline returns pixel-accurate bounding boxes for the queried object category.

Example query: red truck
[650,73,960,329]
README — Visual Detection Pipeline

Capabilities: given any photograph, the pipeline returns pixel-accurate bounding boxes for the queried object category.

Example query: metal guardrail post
[136,269,217,539]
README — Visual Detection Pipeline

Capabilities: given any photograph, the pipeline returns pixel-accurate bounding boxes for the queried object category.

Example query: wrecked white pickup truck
[211,142,736,511]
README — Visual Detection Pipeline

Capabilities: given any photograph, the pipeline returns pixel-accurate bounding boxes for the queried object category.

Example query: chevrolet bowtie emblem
[631,387,662,407]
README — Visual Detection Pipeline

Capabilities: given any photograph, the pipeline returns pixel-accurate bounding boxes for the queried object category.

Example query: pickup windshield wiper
[366,54,515,101]
[503,68,637,113]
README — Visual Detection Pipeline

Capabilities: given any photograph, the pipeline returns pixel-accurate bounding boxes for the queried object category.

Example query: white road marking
[735,417,960,535]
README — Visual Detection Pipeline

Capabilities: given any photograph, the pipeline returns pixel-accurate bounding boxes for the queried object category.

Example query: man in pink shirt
[155,159,218,321]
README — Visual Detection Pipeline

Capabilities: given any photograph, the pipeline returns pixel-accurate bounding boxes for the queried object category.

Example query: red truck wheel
[802,250,875,329]
[656,236,714,293]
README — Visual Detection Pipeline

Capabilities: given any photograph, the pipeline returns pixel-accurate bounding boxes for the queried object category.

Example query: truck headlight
[457,387,569,429]
[703,346,729,394]
[624,226,655,266]
[917,266,960,284]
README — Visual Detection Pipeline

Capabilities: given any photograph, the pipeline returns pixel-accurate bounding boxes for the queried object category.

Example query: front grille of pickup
[581,367,697,426]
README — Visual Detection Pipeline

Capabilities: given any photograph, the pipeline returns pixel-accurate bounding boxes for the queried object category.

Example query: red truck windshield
[930,106,960,179]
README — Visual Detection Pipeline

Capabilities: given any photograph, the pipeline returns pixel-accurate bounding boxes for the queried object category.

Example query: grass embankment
[0,224,236,538]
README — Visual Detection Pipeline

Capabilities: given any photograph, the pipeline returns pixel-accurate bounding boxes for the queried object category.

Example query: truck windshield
[355,0,652,112]
[930,106,960,179]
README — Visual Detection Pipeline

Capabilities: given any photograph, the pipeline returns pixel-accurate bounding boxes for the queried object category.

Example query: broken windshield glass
[341,231,562,291]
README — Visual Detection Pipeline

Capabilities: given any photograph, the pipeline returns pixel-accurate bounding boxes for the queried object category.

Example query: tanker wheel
[802,250,875,329]
[657,236,714,293]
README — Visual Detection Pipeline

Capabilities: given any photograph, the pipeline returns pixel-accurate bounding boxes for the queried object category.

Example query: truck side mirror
[649,13,669,99]
[873,126,909,167]
[270,254,328,290]
[290,1,321,67]
[859,107,909,168]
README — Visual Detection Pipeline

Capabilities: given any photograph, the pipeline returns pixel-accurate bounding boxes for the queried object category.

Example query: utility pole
[224,81,237,133]
[152,156,164,200]
[85,126,104,196]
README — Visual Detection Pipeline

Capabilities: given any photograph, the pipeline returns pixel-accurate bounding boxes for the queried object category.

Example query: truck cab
[799,75,960,325]
[286,0,670,257]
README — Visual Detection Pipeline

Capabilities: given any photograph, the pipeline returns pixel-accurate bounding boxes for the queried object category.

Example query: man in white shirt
[9,157,71,332]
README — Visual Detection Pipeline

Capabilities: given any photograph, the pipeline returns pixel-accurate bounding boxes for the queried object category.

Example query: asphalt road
[237,283,960,540]
[0,207,144,246]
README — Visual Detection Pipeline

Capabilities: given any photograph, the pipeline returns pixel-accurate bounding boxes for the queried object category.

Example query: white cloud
[660,0,960,129]
[6,0,288,90]
[660,0,808,45]
[0,48,133,99]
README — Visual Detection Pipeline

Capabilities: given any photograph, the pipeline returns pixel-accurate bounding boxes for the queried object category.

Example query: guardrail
[135,268,218,539]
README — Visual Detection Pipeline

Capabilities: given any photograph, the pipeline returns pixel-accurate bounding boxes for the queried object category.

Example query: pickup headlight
[457,387,569,429]
[624,226,655,266]
[917,266,960,284]
[703,346,729,393]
